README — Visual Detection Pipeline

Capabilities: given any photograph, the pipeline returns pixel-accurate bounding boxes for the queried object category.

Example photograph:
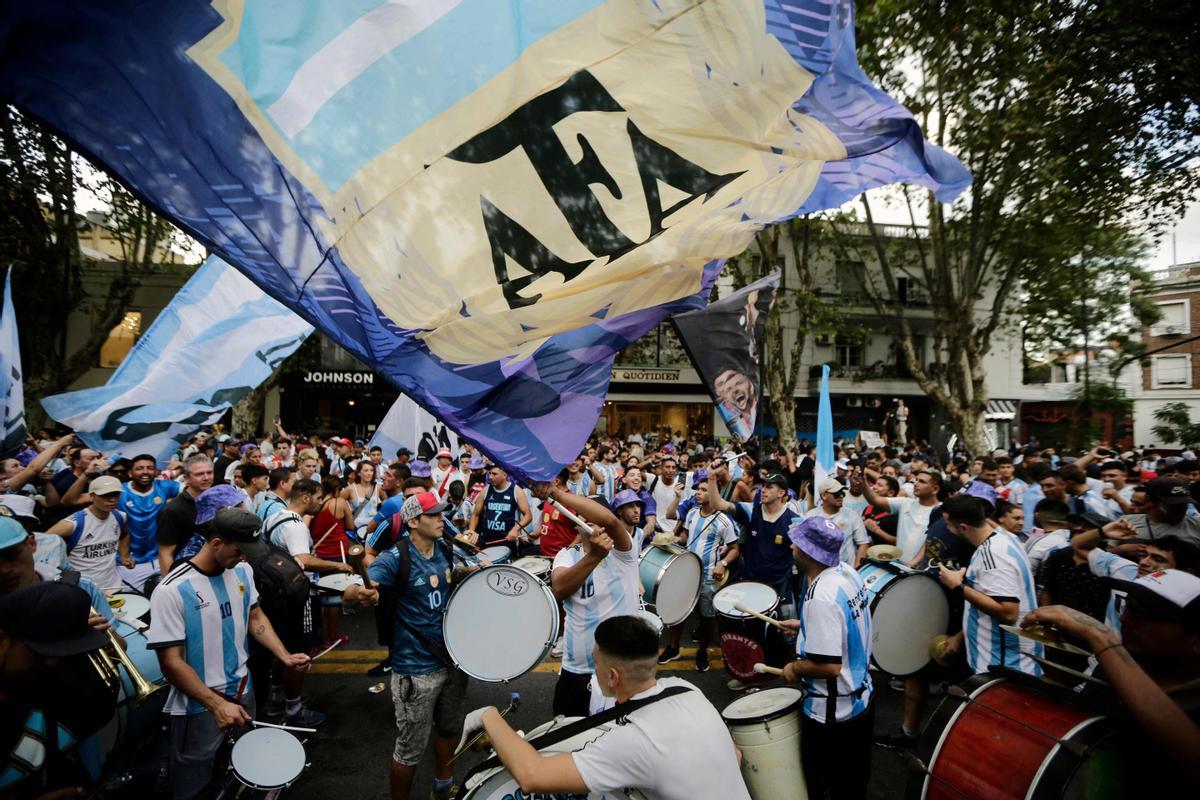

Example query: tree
[840,0,1200,453]
[0,107,192,425]
[1151,403,1200,450]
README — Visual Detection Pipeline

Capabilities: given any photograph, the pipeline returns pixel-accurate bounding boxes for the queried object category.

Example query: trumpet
[87,605,164,705]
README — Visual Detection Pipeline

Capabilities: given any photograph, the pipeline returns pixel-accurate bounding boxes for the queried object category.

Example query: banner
[1,1,969,480]
[814,364,834,491]
[369,394,464,464]
[0,269,25,457]
[672,272,779,440]
[41,257,313,463]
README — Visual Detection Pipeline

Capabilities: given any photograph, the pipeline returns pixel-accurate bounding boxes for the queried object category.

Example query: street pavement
[289,610,917,799]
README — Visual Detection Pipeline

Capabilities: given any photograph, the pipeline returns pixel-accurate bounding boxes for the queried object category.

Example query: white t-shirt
[650,476,679,522]
[883,496,935,563]
[430,467,467,499]
[805,506,869,565]
[264,510,313,575]
[552,542,640,674]
[572,677,751,800]
[64,509,126,592]
[1025,528,1069,585]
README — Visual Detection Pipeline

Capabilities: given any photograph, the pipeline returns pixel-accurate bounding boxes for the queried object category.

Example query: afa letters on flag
[41,257,313,463]
[0,1,968,481]
[673,272,779,440]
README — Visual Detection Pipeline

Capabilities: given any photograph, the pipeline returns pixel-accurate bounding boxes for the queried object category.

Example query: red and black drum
[712,581,790,685]
[910,675,1114,800]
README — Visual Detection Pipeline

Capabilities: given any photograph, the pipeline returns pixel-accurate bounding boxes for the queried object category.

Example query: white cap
[818,478,846,495]
[1112,569,1200,622]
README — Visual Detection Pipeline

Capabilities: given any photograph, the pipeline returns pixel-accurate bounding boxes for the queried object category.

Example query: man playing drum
[536,485,638,717]
[778,516,874,800]
[459,615,751,800]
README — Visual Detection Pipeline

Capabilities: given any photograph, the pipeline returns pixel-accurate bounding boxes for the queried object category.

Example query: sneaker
[695,651,710,673]
[657,646,681,664]
[285,706,328,727]
[888,677,905,692]
[875,731,917,750]
[367,660,392,678]
[550,637,563,659]
[430,785,459,800]
[265,697,284,717]
[726,678,748,691]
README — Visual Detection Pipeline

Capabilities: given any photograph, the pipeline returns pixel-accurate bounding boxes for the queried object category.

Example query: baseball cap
[0,582,108,657]
[436,447,452,460]
[89,476,123,496]
[409,459,432,478]
[0,515,27,550]
[818,478,846,495]
[209,507,269,559]
[467,453,485,470]
[401,491,449,522]
[835,459,850,471]
[0,494,38,522]
[1144,477,1192,506]
[397,447,412,456]
[1111,569,1200,625]
[612,489,645,511]
[1066,511,1112,532]
[787,516,843,568]
[762,473,789,490]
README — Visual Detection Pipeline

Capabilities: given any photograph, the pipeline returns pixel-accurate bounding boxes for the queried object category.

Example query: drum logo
[487,571,528,597]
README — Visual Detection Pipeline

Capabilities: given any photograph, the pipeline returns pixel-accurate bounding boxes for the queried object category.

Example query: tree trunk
[230,385,267,440]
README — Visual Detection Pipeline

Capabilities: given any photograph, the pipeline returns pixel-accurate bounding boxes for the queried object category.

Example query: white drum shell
[722,689,807,800]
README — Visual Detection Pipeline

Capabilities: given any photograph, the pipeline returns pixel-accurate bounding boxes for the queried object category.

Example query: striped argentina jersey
[147,560,260,714]
[683,508,738,577]
[552,542,640,674]
[565,474,593,497]
[964,531,1042,677]
[797,564,873,723]
[592,462,621,502]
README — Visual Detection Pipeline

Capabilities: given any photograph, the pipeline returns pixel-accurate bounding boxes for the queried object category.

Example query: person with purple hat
[777,515,874,800]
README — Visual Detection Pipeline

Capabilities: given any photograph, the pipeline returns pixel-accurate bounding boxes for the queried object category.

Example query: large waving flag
[673,271,779,440]
[42,257,313,463]
[0,269,25,457]
[370,394,463,464]
[0,1,968,481]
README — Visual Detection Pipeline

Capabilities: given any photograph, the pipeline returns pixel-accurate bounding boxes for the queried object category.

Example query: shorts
[390,668,468,765]
[117,561,158,593]
[697,577,717,618]
[168,695,257,800]
[552,668,592,717]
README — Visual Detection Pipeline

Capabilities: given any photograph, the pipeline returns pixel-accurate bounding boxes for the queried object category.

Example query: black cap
[397,447,412,456]
[210,507,269,559]
[762,473,790,490]
[0,582,109,658]
[1145,477,1192,506]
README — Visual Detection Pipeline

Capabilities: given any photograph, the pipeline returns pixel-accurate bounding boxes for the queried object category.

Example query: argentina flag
[0,269,25,457]
[41,257,313,463]
[0,1,968,481]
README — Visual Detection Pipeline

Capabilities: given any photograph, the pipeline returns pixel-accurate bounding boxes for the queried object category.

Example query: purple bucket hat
[612,488,645,511]
[787,516,843,567]
[409,459,432,478]
[965,479,997,510]
[195,484,250,527]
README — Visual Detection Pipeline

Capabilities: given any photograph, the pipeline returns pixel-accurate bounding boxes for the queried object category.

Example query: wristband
[1093,641,1123,659]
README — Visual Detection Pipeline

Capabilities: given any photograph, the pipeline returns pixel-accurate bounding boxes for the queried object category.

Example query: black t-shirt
[731,501,799,592]
[213,455,236,484]
[156,491,197,549]
[1041,546,1109,622]
[919,505,973,570]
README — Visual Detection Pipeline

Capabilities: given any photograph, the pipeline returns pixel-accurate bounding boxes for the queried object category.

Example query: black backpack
[245,523,312,619]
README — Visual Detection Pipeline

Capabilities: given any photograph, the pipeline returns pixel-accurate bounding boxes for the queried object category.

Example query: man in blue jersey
[936,494,1042,677]
[779,515,874,800]
[148,508,317,800]
[465,465,531,552]
[117,454,180,592]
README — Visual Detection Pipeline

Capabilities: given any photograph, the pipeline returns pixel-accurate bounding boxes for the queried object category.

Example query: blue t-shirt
[368,540,451,676]
[731,501,799,592]
[373,495,406,526]
[119,479,181,563]
[479,483,519,546]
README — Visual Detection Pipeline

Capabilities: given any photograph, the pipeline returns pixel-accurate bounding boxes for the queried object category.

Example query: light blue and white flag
[369,394,462,464]
[0,269,25,457]
[42,256,313,463]
[813,364,834,491]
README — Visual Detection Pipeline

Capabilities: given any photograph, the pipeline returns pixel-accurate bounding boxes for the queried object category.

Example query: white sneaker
[550,637,563,659]
[727,678,748,691]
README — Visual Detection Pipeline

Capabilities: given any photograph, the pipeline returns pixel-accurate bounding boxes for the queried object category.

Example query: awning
[985,399,1019,420]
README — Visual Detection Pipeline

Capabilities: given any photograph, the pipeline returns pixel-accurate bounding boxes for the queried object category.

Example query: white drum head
[316,573,363,592]
[721,687,803,723]
[511,556,551,578]
[713,582,779,618]
[654,551,702,625]
[444,566,558,681]
[111,593,150,621]
[479,545,511,564]
[870,573,949,675]
[230,728,305,789]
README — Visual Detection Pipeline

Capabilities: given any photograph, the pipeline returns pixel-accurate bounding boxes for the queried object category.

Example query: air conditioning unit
[846,397,863,407]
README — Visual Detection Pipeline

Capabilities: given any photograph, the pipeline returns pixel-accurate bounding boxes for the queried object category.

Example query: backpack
[244,522,312,618]
[374,535,456,648]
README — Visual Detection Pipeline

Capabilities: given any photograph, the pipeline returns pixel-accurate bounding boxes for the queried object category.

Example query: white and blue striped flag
[0,269,25,456]
[812,364,835,491]
[42,256,313,462]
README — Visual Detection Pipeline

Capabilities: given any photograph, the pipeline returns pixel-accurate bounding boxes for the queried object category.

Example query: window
[835,260,867,298]
[99,311,142,368]
[1152,355,1192,389]
[1151,300,1189,337]
[835,335,864,368]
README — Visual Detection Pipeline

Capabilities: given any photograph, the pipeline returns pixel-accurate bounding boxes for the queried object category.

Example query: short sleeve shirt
[884,497,935,563]
[553,541,639,674]
[796,565,873,723]
[367,541,452,675]
[964,531,1042,676]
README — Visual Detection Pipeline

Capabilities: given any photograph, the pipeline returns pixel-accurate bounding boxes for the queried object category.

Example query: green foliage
[1151,402,1200,449]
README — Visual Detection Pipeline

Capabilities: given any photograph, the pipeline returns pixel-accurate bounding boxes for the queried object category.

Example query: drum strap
[459,685,693,788]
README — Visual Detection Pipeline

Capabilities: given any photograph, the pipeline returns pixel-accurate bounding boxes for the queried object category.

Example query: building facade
[1131,261,1200,447]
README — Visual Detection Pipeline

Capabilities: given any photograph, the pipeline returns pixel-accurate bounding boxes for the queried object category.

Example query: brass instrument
[88,605,165,705]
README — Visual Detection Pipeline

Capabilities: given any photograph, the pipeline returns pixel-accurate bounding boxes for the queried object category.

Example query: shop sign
[304,371,375,385]
[609,367,700,384]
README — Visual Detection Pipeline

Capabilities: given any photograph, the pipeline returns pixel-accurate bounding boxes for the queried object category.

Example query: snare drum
[914,676,1112,800]
[315,573,364,593]
[859,561,949,676]
[511,555,552,583]
[110,592,151,629]
[226,727,306,797]
[477,545,511,566]
[722,688,808,800]
[638,544,702,625]
[443,564,559,681]
[461,716,647,799]
[713,582,787,684]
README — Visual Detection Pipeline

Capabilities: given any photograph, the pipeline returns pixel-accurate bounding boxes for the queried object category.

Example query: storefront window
[616,323,692,368]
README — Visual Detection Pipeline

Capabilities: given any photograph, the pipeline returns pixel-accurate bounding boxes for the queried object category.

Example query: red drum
[913,676,1113,800]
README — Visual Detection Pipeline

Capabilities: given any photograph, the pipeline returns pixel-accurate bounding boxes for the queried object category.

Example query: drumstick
[312,521,339,550]
[251,719,317,734]
[547,498,592,535]
[752,663,784,676]
[346,544,371,588]
[310,638,344,662]
[339,539,346,563]
[734,603,791,631]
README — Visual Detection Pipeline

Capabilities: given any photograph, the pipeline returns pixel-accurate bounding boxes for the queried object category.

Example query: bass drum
[461,716,647,799]
[859,561,949,676]
[911,675,1115,800]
